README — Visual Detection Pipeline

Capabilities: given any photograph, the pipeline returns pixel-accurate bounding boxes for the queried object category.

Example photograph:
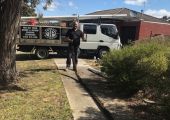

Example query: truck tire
[35,48,49,59]
[97,48,109,58]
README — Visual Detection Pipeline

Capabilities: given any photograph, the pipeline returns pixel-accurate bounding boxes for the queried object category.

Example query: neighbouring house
[85,8,170,44]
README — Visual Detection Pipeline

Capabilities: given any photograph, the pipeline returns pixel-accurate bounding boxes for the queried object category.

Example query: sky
[36,0,170,18]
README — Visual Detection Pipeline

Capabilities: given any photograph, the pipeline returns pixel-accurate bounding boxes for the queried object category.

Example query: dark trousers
[66,46,79,68]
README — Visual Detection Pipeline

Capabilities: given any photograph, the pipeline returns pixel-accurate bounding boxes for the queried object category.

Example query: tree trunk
[0,0,22,85]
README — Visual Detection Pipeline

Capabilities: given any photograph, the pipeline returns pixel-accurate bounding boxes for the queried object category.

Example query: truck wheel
[97,48,109,58]
[35,48,49,59]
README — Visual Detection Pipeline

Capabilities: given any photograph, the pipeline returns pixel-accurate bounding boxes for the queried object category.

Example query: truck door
[80,24,99,50]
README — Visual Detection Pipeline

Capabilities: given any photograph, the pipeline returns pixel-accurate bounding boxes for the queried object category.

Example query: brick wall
[138,21,170,40]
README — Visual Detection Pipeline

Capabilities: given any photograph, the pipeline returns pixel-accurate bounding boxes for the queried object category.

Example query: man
[65,20,86,72]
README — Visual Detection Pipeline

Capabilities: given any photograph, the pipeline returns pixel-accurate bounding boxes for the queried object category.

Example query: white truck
[17,15,122,59]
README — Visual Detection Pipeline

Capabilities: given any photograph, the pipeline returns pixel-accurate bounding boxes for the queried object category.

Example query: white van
[17,23,121,59]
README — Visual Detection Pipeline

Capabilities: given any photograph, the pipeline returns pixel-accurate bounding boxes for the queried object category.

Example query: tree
[0,0,52,86]
[0,0,22,85]
[21,1,37,16]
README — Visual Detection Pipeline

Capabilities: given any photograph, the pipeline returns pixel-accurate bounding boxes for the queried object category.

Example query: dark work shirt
[66,29,83,47]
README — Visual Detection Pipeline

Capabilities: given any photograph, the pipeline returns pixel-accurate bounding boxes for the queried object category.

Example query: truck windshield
[101,25,118,37]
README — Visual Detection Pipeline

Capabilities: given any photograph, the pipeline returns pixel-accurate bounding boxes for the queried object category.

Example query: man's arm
[64,29,73,43]
[64,36,73,43]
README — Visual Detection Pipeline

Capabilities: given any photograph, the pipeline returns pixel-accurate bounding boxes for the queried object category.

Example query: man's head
[72,20,79,30]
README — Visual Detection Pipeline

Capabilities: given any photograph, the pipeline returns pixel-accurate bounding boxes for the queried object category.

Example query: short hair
[73,19,79,23]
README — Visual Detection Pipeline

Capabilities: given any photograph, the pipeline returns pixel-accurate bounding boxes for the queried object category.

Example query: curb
[88,67,107,79]
[76,73,114,120]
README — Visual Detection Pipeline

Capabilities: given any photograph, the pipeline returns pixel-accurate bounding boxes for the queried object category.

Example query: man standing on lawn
[65,20,86,72]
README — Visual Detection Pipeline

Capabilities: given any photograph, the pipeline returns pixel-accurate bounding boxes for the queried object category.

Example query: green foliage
[22,0,53,16]
[101,38,170,118]
[101,39,170,92]
[21,3,37,16]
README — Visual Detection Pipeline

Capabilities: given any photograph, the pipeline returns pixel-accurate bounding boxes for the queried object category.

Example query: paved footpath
[54,59,106,120]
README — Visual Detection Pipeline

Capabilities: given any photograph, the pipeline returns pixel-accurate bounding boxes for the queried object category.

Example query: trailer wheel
[97,48,109,58]
[35,48,49,59]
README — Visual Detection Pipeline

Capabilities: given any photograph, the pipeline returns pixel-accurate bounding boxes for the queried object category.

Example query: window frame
[83,24,97,34]
[100,25,118,37]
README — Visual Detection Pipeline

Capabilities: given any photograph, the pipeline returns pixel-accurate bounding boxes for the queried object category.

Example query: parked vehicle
[17,15,122,59]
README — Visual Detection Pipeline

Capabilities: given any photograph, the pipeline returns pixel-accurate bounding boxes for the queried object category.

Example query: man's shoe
[65,67,68,71]
[66,65,70,68]
[73,66,77,73]
[65,65,70,71]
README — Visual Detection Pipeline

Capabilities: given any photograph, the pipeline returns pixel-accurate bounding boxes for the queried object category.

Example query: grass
[0,59,73,120]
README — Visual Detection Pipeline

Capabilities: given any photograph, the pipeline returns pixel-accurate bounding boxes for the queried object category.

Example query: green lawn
[0,59,73,120]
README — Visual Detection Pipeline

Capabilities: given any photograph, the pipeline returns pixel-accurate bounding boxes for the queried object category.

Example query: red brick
[139,21,170,40]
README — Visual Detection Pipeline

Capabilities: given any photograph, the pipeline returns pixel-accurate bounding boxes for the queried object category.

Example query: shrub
[137,52,168,84]
[101,38,170,118]
[101,39,170,93]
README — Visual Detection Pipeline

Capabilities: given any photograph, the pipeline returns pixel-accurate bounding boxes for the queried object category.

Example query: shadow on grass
[16,53,38,61]
[18,68,57,79]
[16,53,94,61]
[1,65,58,93]
[16,53,63,61]
[60,73,80,83]
[0,84,27,92]
[25,68,56,72]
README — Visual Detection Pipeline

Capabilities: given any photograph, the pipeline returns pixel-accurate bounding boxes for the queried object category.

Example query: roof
[87,8,168,23]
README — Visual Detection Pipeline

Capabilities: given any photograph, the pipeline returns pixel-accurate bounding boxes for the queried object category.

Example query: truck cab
[79,23,121,58]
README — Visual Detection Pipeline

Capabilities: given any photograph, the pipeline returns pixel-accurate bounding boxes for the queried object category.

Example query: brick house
[86,8,170,44]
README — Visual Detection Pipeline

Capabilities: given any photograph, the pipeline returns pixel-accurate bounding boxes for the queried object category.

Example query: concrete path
[54,59,106,120]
